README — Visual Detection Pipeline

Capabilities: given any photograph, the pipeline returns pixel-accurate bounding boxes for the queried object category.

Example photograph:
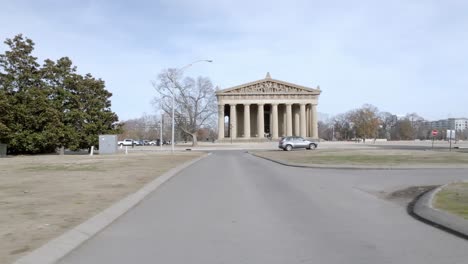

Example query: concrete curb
[248,151,468,170]
[13,152,211,264]
[409,183,468,240]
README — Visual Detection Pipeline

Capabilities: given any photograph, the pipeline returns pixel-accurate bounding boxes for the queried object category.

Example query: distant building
[455,118,468,131]
[424,118,468,131]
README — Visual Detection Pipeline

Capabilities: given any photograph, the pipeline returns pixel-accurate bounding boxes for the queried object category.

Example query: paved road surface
[60,151,468,264]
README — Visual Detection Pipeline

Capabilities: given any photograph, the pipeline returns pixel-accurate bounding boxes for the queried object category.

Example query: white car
[117,139,135,146]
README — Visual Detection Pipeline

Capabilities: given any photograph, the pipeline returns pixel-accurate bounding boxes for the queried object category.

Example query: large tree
[72,73,120,150]
[0,35,62,153]
[348,104,380,140]
[152,69,217,146]
[0,34,120,154]
[397,118,414,140]
[332,113,353,140]
[378,112,397,139]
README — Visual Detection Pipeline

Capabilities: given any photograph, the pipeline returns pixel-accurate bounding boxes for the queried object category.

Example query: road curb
[408,183,468,240]
[13,152,211,264]
[248,151,468,170]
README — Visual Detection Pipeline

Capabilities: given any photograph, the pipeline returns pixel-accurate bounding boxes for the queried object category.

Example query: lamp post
[170,60,213,153]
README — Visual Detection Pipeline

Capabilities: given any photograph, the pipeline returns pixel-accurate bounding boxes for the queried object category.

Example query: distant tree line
[318,104,468,141]
[119,113,217,143]
[0,35,120,154]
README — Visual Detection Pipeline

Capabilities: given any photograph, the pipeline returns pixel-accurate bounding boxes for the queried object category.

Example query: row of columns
[218,103,318,140]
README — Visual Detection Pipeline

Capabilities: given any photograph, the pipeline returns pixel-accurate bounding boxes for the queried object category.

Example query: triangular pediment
[216,74,321,95]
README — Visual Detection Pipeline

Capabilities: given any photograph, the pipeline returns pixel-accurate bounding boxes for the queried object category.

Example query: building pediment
[216,72,321,95]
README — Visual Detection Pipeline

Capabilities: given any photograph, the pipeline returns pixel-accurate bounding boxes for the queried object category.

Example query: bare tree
[332,113,353,140]
[396,118,413,140]
[379,112,397,139]
[348,104,380,140]
[405,113,426,139]
[152,69,217,146]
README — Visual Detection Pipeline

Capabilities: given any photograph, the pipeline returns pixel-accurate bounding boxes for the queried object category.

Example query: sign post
[446,130,455,152]
[431,129,438,150]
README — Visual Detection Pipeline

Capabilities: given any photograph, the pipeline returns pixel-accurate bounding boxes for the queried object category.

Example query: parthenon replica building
[216,73,321,141]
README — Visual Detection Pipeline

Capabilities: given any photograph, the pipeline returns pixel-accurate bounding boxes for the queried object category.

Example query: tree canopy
[319,104,438,141]
[0,34,120,154]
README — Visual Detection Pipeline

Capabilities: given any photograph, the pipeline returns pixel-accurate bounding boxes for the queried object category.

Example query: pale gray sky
[1,0,467,121]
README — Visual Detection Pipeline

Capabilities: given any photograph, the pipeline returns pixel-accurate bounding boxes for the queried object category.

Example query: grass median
[252,149,468,167]
[0,151,204,264]
[434,182,468,220]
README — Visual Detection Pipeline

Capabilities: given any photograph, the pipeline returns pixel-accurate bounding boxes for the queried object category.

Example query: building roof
[216,72,321,95]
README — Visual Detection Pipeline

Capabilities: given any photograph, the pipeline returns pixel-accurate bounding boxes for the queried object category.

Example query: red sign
[432,130,438,136]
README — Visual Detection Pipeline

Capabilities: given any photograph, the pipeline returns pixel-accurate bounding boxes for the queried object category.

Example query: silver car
[278,136,318,151]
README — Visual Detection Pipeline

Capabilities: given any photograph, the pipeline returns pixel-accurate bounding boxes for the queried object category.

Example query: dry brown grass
[0,151,203,264]
[253,149,468,167]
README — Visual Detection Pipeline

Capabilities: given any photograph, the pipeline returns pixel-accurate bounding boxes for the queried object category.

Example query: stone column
[307,106,311,137]
[218,104,225,140]
[286,103,292,136]
[257,104,264,138]
[230,104,237,139]
[300,103,307,137]
[244,104,250,138]
[272,103,279,139]
[294,106,300,136]
[312,104,318,139]
[282,106,287,136]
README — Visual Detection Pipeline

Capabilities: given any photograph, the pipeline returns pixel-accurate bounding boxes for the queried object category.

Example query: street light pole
[170,59,213,153]
[171,94,175,152]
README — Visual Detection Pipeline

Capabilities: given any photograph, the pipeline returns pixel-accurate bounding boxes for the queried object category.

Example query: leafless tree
[152,69,217,146]
[348,104,380,140]
[379,112,397,139]
[332,113,353,140]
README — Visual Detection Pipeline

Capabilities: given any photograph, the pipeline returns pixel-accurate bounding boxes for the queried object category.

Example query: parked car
[117,139,134,146]
[278,136,318,151]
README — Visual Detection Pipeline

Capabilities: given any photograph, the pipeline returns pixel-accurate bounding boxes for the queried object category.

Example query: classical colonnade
[216,73,321,141]
[217,102,318,140]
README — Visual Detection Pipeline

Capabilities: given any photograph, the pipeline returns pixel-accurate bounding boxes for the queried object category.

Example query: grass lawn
[433,182,468,220]
[252,149,468,166]
[0,151,204,264]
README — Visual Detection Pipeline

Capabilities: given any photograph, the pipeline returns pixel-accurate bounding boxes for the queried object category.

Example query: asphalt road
[59,151,468,264]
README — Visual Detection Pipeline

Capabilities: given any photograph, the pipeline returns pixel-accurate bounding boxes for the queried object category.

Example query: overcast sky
[1,0,467,121]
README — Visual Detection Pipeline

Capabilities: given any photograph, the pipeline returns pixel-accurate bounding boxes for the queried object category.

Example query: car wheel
[308,143,316,150]
[285,144,293,151]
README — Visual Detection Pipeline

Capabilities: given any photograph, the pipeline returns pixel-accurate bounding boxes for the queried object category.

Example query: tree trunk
[191,133,198,147]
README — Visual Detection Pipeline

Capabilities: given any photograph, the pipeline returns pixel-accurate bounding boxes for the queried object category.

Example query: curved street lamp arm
[178,59,213,72]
